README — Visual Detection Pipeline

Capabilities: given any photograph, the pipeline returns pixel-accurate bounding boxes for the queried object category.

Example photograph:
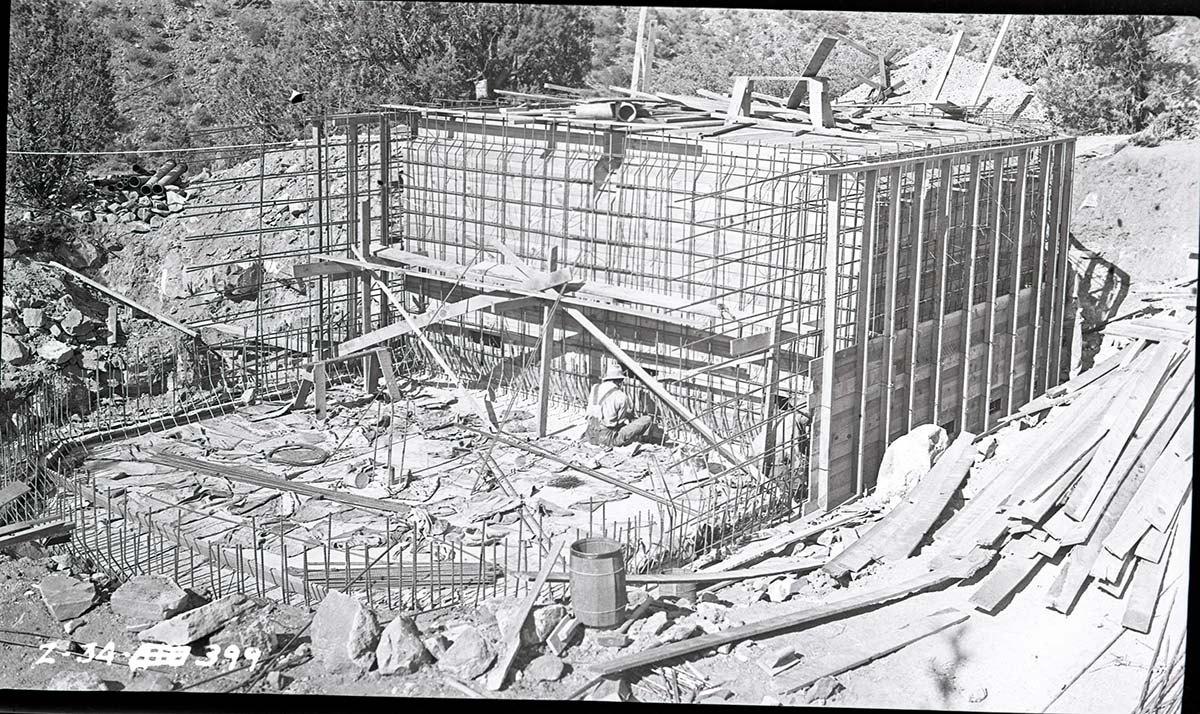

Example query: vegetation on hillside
[7,0,119,212]
[6,3,1199,213]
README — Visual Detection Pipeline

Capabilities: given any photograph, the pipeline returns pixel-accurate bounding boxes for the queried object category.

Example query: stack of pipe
[81,160,197,226]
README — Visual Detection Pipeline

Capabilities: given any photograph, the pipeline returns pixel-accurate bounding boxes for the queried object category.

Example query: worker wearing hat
[585,363,653,447]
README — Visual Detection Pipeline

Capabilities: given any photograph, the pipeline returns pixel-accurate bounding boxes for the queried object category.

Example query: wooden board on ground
[773,607,969,695]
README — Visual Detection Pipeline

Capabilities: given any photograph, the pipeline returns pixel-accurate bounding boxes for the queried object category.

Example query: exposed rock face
[310,591,381,674]
[375,615,432,675]
[436,627,495,680]
[138,594,254,645]
[211,606,280,656]
[1,334,31,365]
[869,424,949,510]
[37,339,75,365]
[37,575,96,621]
[109,575,191,623]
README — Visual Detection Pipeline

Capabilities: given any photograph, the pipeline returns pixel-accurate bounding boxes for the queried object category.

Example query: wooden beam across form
[931,31,965,103]
[958,154,984,434]
[815,172,842,509]
[881,167,904,444]
[564,307,749,474]
[853,170,879,496]
[905,164,930,430]
[49,261,199,339]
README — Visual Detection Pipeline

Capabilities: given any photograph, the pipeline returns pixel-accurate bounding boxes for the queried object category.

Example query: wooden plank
[587,569,959,677]
[537,248,560,438]
[487,537,567,691]
[981,152,1009,430]
[144,451,411,515]
[1048,141,1076,387]
[904,164,929,431]
[0,482,30,511]
[1104,320,1191,343]
[958,154,984,434]
[1016,440,1101,525]
[930,31,965,102]
[0,518,74,549]
[699,510,866,575]
[564,307,747,474]
[880,167,904,443]
[1025,145,1053,404]
[931,158,957,423]
[969,550,1046,613]
[1004,149,1031,414]
[49,261,199,339]
[1122,499,1186,633]
[375,349,402,404]
[517,558,826,585]
[774,607,969,695]
[802,37,840,79]
[339,272,572,355]
[875,431,977,562]
[292,261,364,279]
[972,16,1014,105]
[854,170,879,494]
[816,173,842,508]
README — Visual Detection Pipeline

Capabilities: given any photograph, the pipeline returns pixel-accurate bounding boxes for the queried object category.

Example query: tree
[7,0,120,211]
[999,16,1198,140]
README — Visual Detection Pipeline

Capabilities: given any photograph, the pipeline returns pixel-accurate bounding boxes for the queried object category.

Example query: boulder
[37,339,75,365]
[266,671,291,690]
[1,334,31,365]
[658,622,701,644]
[495,603,538,647]
[2,318,27,336]
[310,590,381,674]
[37,575,96,621]
[525,653,566,682]
[127,670,177,691]
[804,675,844,704]
[138,593,254,645]
[288,202,309,217]
[48,670,114,691]
[532,603,567,643]
[21,308,44,330]
[869,424,948,510]
[210,605,279,656]
[110,575,191,623]
[375,615,431,675]
[60,309,93,337]
[436,627,495,680]
[423,634,451,660]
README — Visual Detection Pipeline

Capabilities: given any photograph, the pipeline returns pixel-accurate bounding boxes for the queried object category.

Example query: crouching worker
[585,363,653,447]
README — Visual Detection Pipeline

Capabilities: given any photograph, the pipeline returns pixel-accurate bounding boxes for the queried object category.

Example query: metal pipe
[574,102,616,120]
[615,102,641,122]
[155,162,189,189]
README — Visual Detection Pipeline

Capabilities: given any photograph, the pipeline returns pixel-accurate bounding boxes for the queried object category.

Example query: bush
[148,17,165,29]
[236,15,270,46]
[110,19,140,42]
[208,0,230,18]
[145,33,171,53]
[188,24,203,41]
[127,47,157,68]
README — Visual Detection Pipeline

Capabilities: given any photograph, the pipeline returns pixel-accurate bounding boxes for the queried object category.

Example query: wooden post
[725,76,754,123]
[346,121,360,345]
[630,7,649,94]
[905,164,929,430]
[537,247,559,438]
[931,30,965,102]
[880,167,904,445]
[930,158,955,426]
[360,199,380,393]
[107,305,119,345]
[816,173,841,510]
[806,78,835,129]
[853,170,879,496]
[1026,144,1054,404]
[1007,147,1032,412]
[981,152,1008,431]
[972,16,1013,106]
[957,154,984,436]
[759,315,783,485]
[1049,141,1076,388]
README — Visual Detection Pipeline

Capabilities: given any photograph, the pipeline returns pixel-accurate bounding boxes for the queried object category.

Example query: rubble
[311,591,382,674]
[138,593,253,645]
[436,627,495,680]
[375,615,432,675]
[109,575,191,623]
[524,653,566,682]
[37,575,96,621]
[47,670,115,691]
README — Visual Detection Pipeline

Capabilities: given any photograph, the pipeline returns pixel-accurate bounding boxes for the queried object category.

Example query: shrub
[127,47,157,68]
[188,25,203,41]
[145,33,171,53]
[236,15,269,46]
[148,17,165,29]
[110,19,140,42]
[209,1,230,19]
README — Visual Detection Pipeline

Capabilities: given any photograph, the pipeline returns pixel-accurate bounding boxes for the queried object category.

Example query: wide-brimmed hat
[602,364,626,382]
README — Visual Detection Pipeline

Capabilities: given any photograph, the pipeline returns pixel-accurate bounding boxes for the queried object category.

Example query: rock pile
[79,161,204,233]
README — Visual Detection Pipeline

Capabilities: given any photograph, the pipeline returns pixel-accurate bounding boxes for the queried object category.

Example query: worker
[585,363,653,447]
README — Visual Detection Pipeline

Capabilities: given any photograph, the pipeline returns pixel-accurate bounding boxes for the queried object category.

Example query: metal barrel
[568,537,627,629]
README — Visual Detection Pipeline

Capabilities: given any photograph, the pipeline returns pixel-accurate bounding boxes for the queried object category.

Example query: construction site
[1,10,1195,713]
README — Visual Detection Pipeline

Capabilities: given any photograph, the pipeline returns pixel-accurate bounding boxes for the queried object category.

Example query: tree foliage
[208,2,594,140]
[7,0,119,211]
[1000,16,1198,141]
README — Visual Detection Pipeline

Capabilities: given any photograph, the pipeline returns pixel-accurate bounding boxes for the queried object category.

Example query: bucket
[569,537,627,629]
[657,569,697,600]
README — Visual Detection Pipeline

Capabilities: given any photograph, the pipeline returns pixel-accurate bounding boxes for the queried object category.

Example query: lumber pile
[947,331,1194,632]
